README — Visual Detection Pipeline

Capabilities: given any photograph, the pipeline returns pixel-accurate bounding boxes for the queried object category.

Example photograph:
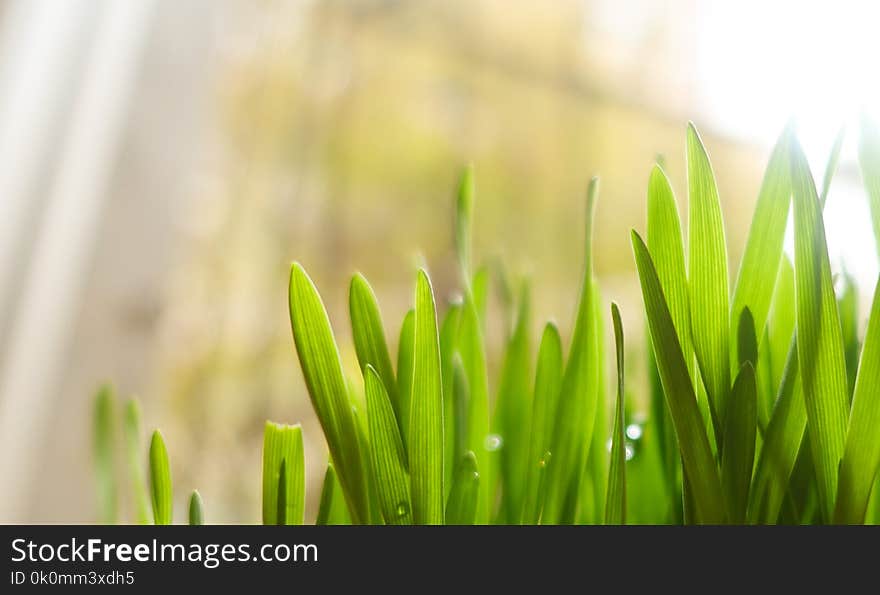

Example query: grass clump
[93,119,880,525]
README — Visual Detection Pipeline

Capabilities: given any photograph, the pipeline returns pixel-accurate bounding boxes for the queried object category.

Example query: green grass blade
[820,127,846,206]
[837,271,860,397]
[730,126,792,366]
[760,257,796,428]
[859,116,880,258]
[605,303,626,525]
[93,385,116,524]
[543,178,600,524]
[472,265,490,325]
[409,270,445,524]
[523,323,563,524]
[687,122,730,441]
[721,363,757,523]
[790,139,849,522]
[188,490,204,525]
[288,262,369,524]
[149,430,173,525]
[494,281,532,524]
[397,308,416,447]
[581,280,609,524]
[835,278,880,523]
[122,399,151,524]
[315,464,351,525]
[748,340,806,524]
[736,308,758,369]
[457,297,491,523]
[440,304,462,497]
[632,230,726,523]
[365,365,413,524]
[445,451,480,525]
[261,422,305,525]
[455,165,475,281]
[350,273,399,420]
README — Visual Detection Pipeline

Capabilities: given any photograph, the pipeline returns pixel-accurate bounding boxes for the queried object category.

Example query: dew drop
[625,443,635,461]
[484,434,503,452]
[605,438,613,452]
[396,502,409,518]
[625,423,643,441]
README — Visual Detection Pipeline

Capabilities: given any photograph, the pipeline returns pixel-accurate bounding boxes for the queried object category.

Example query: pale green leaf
[687,122,730,440]
[365,365,413,524]
[445,451,479,525]
[632,230,726,523]
[122,399,151,524]
[605,303,626,525]
[409,269,445,524]
[149,430,173,525]
[188,490,204,526]
[288,262,369,523]
[790,140,849,522]
[261,422,305,525]
[93,385,116,524]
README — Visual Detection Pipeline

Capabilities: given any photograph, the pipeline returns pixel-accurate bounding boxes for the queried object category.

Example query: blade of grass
[440,304,462,497]
[93,385,116,524]
[446,451,480,525]
[543,178,600,524]
[790,139,849,522]
[261,422,305,525]
[350,273,399,422]
[835,278,880,523]
[837,270,860,398]
[149,430,172,525]
[748,339,805,524]
[365,365,413,524]
[457,297,491,523]
[730,126,792,366]
[397,308,415,446]
[315,464,351,525]
[409,270,444,524]
[455,165,475,281]
[188,490,204,526]
[632,230,726,523]
[581,280,609,524]
[687,122,730,444]
[721,363,757,523]
[522,322,563,524]
[122,399,151,524]
[472,265,490,326]
[494,281,532,523]
[288,262,369,524]
[605,303,626,525]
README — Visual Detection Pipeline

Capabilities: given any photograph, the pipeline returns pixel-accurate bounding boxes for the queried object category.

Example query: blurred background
[0,0,877,523]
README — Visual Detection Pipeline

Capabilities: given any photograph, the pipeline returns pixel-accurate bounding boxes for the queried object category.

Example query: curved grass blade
[350,273,399,420]
[288,262,369,524]
[632,230,726,523]
[93,385,116,524]
[835,278,880,523]
[261,422,305,525]
[721,363,757,523]
[397,308,415,445]
[472,265,490,326]
[858,116,880,258]
[837,270,860,397]
[455,165,475,282]
[457,298,491,523]
[149,430,173,525]
[440,304,462,496]
[122,399,151,524]
[365,365,413,524]
[736,308,758,368]
[523,322,563,524]
[409,270,444,524]
[188,490,204,526]
[761,257,796,427]
[543,178,600,524]
[687,123,730,442]
[581,280,609,524]
[748,340,805,524]
[446,451,480,525]
[494,281,532,523]
[315,464,351,525]
[790,140,849,522]
[605,303,626,525]
[730,126,792,366]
